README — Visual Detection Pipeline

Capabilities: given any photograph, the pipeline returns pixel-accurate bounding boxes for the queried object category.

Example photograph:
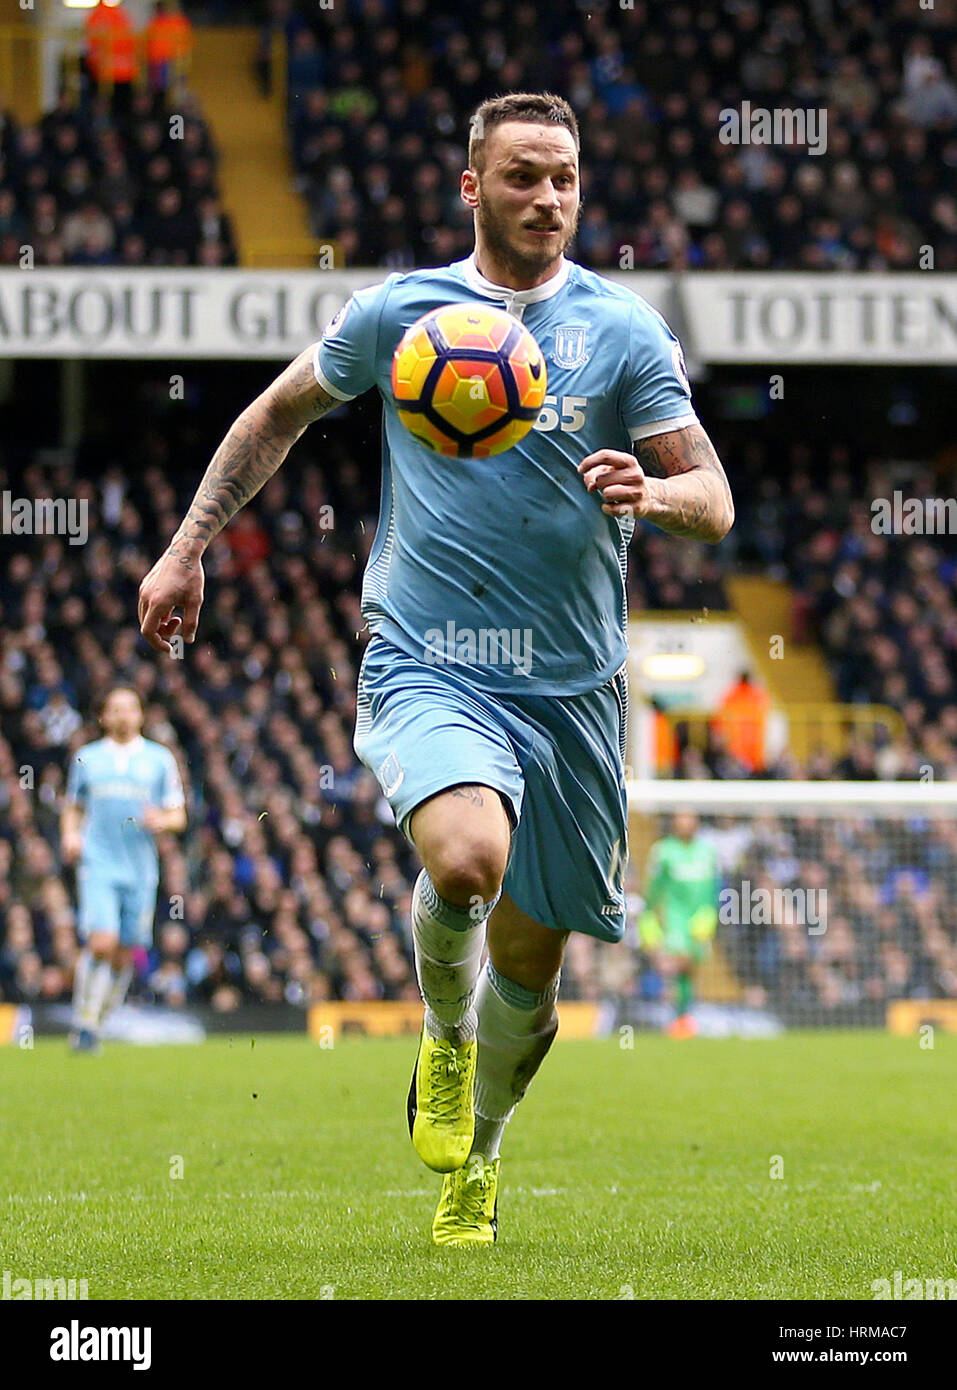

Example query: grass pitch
[2,1032,954,1300]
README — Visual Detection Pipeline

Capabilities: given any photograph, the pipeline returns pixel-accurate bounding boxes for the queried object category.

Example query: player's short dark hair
[96,686,144,720]
[468,93,580,174]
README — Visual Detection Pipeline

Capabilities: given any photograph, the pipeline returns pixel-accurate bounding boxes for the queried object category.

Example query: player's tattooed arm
[578,425,734,543]
[166,346,339,564]
[139,345,337,652]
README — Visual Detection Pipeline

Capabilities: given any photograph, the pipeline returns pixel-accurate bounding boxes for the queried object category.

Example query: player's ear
[461,168,479,210]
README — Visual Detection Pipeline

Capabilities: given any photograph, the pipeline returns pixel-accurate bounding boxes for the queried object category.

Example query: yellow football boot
[407,1025,477,1173]
[432,1156,500,1246]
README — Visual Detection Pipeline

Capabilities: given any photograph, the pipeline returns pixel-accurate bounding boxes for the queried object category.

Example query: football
[391,302,548,458]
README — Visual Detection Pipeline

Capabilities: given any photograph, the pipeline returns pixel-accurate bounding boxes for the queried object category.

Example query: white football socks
[472,961,560,1161]
[103,963,134,1022]
[72,949,114,1033]
[412,869,498,1044]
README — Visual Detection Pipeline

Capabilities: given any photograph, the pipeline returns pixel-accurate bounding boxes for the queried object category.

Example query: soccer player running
[639,811,720,1037]
[62,686,187,1052]
[138,93,733,1245]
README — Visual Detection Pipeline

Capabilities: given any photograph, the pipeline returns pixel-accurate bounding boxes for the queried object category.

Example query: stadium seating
[2,0,955,1018]
[0,88,236,268]
[277,0,957,271]
[0,390,954,1014]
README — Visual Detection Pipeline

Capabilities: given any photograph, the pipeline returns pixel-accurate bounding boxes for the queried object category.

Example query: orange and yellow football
[391,302,547,458]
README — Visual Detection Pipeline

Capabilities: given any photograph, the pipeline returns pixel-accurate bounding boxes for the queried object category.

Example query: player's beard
[475,187,579,283]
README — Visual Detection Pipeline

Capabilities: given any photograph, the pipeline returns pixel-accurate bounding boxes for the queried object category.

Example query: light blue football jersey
[66,736,185,883]
[314,254,698,695]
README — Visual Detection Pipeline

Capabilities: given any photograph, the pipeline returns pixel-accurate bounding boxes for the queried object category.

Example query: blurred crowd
[757,444,957,782]
[1,4,954,1020]
[0,387,955,1015]
[270,0,957,270]
[6,0,957,273]
[710,809,957,1012]
[0,74,236,268]
[639,435,957,785]
[0,425,420,1013]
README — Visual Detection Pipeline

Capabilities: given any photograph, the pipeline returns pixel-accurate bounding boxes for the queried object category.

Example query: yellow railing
[244,29,327,268]
[0,24,61,121]
[663,702,905,767]
[269,25,287,108]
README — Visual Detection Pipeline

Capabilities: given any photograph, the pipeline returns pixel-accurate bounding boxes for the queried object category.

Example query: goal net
[576,780,957,1036]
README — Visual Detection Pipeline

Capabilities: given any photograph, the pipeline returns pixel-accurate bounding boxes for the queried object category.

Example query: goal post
[606,779,957,1033]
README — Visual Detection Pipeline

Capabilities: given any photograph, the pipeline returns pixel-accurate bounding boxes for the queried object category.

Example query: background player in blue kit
[62,686,187,1052]
[138,93,733,1244]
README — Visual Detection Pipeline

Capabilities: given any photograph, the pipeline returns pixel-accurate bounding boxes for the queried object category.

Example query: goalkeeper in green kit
[639,811,719,1037]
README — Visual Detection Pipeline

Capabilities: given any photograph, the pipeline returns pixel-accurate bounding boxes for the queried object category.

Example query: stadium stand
[0,77,235,268]
[0,374,954,1015]
[1,0,955,1022]
[273,0,957,271]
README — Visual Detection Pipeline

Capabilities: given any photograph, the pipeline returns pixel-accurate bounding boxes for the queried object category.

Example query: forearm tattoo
[635,424,734,542]
[168,354,338,564]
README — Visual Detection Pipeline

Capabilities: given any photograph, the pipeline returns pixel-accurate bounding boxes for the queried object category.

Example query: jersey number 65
[533,395,588,433]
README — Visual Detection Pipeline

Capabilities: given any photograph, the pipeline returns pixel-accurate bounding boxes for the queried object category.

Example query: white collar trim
[105,735,144,753]
[461,253,570,305]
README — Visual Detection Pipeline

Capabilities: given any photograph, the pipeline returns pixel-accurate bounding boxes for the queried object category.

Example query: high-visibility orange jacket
[714,679,770,771]
[85,4,137,84]
[147,13,193,66]
[654,709,678,774]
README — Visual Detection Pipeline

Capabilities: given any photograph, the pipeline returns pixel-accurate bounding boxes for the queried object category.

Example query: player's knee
[86,932,115,961]
[428,836,507,908]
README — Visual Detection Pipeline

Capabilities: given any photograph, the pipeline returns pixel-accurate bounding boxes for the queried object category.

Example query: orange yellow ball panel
[390,302,547,458]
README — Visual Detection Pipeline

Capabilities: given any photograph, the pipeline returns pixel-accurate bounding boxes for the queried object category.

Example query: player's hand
[61,830,82,864]
[138,547,205,654]
[141,806,165,833]
[578,449,655,519]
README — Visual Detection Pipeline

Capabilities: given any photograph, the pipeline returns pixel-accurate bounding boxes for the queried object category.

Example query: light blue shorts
[77,868,158,947]
[354,637,628,942]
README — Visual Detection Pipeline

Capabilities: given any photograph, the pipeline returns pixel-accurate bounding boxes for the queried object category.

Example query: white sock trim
[412,871,487,1027]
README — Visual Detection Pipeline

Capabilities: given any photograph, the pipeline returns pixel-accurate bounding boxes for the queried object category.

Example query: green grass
[1,1033,954,1299]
